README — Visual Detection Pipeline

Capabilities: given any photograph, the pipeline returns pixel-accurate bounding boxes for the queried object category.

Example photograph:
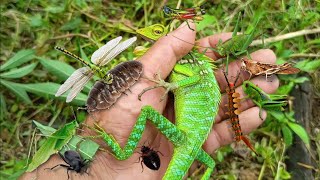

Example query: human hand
[20,22,279,180]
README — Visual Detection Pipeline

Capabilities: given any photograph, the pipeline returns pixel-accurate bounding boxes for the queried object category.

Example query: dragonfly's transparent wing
[66,69,94,103]
[91,36,122,65]
[98,36,137,66]
[55,67,91,97]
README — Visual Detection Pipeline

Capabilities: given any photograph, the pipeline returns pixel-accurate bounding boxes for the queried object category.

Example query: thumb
[139,22,196,78]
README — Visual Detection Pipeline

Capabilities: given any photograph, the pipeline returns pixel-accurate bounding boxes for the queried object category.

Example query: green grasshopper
[242,80,288,120]
[212,11,261,75]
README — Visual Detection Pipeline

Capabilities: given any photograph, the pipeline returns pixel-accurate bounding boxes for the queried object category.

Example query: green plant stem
[275,142,286,180]
[251,28,320,46]
[258,160,267,180]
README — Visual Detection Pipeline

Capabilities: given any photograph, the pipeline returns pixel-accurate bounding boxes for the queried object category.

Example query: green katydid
[26,121,78,172]
[242,80,288,120]
[26,120,100,173]
[212,11,261,75]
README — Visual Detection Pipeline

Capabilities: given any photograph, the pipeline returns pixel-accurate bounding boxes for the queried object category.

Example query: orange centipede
[223,71,258,155]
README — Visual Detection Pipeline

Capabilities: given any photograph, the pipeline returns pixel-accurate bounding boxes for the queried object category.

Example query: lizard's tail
[163,144,215,180]
[163,145,199,180]
[196,149,215,180]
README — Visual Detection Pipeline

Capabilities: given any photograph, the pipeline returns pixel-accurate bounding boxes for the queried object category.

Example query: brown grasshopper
[240,58,300,80]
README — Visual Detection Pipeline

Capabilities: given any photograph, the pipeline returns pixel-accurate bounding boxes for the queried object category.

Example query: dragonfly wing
[99,36,137,66]
[66,69,93,103]
[91,36,123,65]
[55,67,91,97]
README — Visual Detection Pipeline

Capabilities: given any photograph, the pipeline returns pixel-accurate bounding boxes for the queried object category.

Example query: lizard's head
[136,24,168,42]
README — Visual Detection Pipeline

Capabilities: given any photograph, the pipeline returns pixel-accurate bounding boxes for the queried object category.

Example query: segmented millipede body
[86,60,143,112]
[223,72,258,155]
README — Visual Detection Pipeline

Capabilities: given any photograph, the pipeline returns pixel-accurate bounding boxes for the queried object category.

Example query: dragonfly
[162,4,206,31]
[55,36,137,103]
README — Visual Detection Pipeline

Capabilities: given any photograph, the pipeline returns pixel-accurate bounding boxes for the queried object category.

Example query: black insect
[86,60,143,112]
[46,150,89,179]
[138,145,163,171]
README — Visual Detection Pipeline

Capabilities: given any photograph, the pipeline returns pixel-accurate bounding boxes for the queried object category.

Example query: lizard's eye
[154,30,162,35]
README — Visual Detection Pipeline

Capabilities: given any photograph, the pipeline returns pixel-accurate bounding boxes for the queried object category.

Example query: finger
[215,75,279,123]
[216,49,277,92]
[139,22,196,78]
[196,32,233,60]
[203,107,266,154]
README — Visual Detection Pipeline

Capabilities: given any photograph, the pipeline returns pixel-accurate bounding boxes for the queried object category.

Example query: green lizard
[87,25,221,179]
[138,51,221,179]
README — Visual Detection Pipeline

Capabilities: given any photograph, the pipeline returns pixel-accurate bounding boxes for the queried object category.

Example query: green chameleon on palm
[89,25,221,179]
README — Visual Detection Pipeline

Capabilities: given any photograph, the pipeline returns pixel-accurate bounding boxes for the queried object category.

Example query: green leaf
[29,14,43,27]
[23,82,87,106]
[292,76,309,84]
[45,6,64,14]
[0,63,38,79]
[287,122,310,148]
[276,82,295,94]
[0,93,8,120]
[0,49,35,71]
[60,136,99,160]
[216,150,224,162]
[32,120,56,136]
[7,168,27,180]
[60,18,82,31]
[281,125,293,146]
[38,57,76,81]
[279,166,291,179]
[0,80,32,104]
[196,15,217,31]
[2,159,28,180]
[269,111,288,123]
[74,0,88,8]
[80,47,90,62]
[295,59,320,73]
[26,121,77,172]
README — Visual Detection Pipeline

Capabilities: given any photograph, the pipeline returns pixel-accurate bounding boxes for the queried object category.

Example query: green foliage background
[0,0,319,179]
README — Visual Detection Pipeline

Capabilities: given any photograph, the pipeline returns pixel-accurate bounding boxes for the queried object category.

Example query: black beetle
[139,145,163,171]
[46,150,89,179]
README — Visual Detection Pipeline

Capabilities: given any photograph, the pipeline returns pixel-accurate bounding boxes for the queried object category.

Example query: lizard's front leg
[139,64,201,101]
[85,105,186,160]
[138,72,178,101]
